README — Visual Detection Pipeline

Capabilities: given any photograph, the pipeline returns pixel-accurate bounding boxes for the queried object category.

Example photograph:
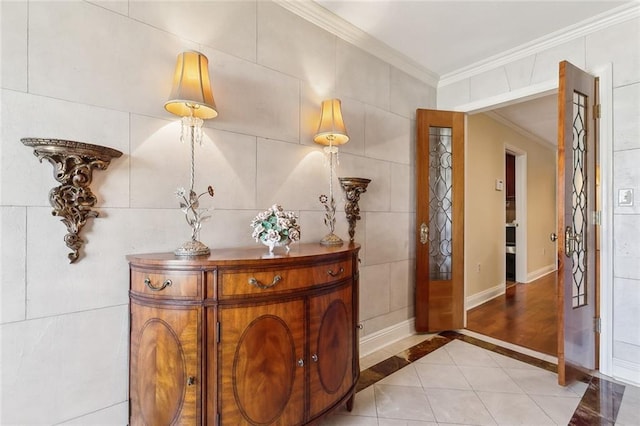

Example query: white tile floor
[617,382,640,425]
[323,336,640,425]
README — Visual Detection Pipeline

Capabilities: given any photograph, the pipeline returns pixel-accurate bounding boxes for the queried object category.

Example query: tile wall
[0,1,435,423]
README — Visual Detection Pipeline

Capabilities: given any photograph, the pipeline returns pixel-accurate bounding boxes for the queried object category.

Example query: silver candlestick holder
[338,177,371,242]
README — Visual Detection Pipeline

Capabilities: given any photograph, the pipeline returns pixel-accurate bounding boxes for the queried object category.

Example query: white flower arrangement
[251,204,301,248]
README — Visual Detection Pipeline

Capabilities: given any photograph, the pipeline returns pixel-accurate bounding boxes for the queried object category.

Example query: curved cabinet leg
[346,394,355,412]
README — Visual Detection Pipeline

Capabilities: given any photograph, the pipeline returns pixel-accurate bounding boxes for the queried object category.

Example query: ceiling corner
[276,0,440,87]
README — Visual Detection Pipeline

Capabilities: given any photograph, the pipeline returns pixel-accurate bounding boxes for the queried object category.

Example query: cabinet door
[309,284,354,417]
[219,300,305,425]
[130,302,200,426]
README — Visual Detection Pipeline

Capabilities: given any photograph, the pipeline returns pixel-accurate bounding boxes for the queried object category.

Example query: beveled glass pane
[428,126,452,280]
[571,91,588,308]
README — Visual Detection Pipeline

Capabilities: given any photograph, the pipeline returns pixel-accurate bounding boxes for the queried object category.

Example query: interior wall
[0,1,436,423]
[503,126,557,278]
[440,17,640,385]
[465,115,507,298]
[466,113,556,301]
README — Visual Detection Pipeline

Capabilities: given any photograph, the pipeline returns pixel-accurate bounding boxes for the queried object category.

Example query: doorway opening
[464,95,557,356]
[439,64,611,380]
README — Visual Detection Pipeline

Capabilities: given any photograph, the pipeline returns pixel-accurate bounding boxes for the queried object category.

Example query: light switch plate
[495,179,504,191]
[618,188,634,206]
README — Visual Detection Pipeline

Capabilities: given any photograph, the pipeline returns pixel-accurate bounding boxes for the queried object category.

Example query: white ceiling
[311,0,632,145]
[314,0,629,77]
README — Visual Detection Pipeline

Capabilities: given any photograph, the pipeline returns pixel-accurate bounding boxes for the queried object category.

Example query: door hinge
[594,317,601,334]
[216,321,220,343]
[594,103,601,119]
[592,210,602,226]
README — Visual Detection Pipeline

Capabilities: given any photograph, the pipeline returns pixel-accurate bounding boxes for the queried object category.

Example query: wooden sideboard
[128,243,360,425]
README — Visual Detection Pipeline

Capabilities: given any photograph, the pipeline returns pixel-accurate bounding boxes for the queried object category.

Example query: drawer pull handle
[248,275,282,289]
[144,277,172,291]
[311,354,318,363]
[298,358,304,367]
[187,376,196,386]
[327,267,344,277]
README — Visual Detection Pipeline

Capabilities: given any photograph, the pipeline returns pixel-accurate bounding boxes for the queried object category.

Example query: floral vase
[263,238,291,255]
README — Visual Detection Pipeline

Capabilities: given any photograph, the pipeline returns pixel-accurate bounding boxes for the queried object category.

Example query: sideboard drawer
[219,259,352,298]
[131,269,202,299]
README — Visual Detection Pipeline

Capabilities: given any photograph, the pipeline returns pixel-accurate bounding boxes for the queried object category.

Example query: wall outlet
[476,263,481,272]
[619,188,634,206]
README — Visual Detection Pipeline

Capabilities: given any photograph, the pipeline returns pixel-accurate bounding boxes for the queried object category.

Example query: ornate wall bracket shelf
[22,138,123,263]
[338,177,371,242]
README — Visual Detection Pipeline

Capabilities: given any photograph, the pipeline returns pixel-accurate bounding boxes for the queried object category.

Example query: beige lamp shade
[314,99,349,146]
[165,51,218,119]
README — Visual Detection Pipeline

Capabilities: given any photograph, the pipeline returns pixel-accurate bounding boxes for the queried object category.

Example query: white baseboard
[465,283,505,310]
[359,318,415,357]
[612,358,640,387]
[526,264,556,283]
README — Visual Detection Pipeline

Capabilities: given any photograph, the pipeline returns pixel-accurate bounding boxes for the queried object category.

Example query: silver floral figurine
[319,194,343,246]
[174,185,214,256]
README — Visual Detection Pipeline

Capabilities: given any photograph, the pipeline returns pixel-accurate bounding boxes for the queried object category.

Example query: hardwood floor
[466,273,557,355]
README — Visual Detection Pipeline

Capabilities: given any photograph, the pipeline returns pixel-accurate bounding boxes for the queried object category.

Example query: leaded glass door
[415,110,464,332]
[557,60,598,385]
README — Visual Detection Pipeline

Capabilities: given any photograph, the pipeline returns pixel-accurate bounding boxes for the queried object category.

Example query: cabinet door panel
[309,284,354,417]
[219,300,305,425]
[130,303,200,426]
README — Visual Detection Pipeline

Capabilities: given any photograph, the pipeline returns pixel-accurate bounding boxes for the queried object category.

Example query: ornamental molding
[277,0,639,89]
[439,2,640,87]
[275,0,439,87]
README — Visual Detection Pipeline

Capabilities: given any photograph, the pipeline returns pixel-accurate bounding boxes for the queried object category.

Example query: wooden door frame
[446,67,613,377]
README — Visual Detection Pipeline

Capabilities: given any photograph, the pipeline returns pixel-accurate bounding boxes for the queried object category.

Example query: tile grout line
[445,331,626,425]
[356,330,626,425]
[356,334,450,392]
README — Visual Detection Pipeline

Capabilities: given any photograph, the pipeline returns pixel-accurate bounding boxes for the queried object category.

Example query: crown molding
[439,2,640,88]
[279,1,638,91]
[275,0,440,87]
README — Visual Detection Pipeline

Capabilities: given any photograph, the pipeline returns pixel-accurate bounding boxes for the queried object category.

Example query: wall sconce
[22,138,122,263]
[314,99,349,246]
[165,50,218,256]
[338,177,371,242]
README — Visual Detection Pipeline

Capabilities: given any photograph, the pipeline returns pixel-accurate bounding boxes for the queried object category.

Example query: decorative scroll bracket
[338,177,371,242]
[22,138,123,263]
